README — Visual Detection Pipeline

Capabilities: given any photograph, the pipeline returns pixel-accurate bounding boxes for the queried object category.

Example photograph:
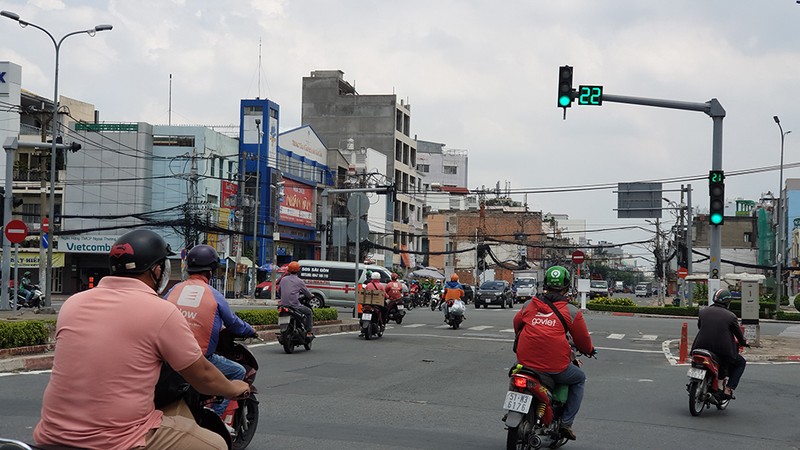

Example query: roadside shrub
[777,311,800,321]
[0,320,50,349]
[235,307,338,325]
[795,296,800,314]
[693,283,708,301]
[588,297,636,307]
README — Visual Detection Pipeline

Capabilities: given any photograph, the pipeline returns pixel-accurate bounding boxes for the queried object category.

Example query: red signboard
[5,219,29,244]
[571,250,585,264]
[677,267,688,279]
[221,180,238,209]
[280,178,315,227]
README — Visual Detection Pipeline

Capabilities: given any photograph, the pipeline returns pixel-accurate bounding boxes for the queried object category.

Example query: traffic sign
[4,219,28,244]
[42,217,49,233]
[571,250,585,264]
[677,267,689,279]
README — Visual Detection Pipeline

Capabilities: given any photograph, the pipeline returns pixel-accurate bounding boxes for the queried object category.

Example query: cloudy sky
[2,0,798,264]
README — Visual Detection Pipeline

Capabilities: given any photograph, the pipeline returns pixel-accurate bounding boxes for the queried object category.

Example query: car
[461,284,474,303]
[635,283,651,298]
[254,280,275,299]
[513,277,538,303]
[475,280,514,309]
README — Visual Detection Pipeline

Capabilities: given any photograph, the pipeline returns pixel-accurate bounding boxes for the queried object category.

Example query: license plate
[397,305,404,310]
[278,316,291,325]
[362,313,372,321]
[503,391,532,414]
[687,367,706,379]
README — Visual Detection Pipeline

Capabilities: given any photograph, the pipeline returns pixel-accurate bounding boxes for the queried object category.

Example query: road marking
[500,329,515,333]
[403,324,426,328]
[435,325,450,329]
[607,334,625,339]
[634,335,658,341]
[467,325,494,331]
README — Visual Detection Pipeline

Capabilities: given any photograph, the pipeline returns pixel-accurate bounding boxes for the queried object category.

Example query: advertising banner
[279,179,315,227]
[221,180,238,209]
[0,250,65,268]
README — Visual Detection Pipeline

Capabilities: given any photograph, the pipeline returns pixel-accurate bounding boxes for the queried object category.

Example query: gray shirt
[278,274,312,307]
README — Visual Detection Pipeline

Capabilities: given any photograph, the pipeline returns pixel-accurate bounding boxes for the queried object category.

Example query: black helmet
[109,229,175,275]
[712,289,732,308]
[187,245,219,273]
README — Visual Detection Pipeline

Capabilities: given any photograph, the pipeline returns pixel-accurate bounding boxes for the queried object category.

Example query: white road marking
[468,325,494,331]
[634,335,658,341]
[500,329,515,333]
[607,334,625,339]
[403,324,426,328]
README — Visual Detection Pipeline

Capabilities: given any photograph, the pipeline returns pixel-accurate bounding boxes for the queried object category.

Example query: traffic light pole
[319,186,393,261]
[599,93,725,298]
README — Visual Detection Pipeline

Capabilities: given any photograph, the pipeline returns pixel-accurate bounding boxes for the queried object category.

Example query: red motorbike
[503,355,593,450]
[686,348,732,416]
[359,303,387,340]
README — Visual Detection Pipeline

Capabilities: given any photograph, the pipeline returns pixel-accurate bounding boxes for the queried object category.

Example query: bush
[0,320,51,349]
[693,283,708,301]
[235,308,338,325]
[588,297,636,307]
[795,296,800,314]
[777,311,800,321]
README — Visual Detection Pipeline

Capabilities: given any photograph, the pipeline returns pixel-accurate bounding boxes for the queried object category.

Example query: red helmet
[391,273,398,280]
[450,274,459,281]
[287,261,301,273]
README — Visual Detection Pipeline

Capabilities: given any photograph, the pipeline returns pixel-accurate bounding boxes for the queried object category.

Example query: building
[301,70,424,269]
[692,214,759,276]
[416,140,469,190]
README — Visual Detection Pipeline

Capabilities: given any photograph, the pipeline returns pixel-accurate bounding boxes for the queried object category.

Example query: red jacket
[512,293,593,373]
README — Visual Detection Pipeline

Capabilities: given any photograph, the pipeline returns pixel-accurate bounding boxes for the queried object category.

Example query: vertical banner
[279,179,315,227]
[268,113,278,169]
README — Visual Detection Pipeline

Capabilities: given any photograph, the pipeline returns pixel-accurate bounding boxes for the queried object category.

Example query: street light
[1,11,112,305]
[773,115,791,308]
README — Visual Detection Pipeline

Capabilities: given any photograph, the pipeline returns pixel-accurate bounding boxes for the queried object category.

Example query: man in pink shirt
[34,229,250,450]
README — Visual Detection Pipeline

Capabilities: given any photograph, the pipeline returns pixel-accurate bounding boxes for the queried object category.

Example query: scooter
[444,299,465,329]
[276,301,314,354]
[155,329,260,450]
[359,303,386,340]
[686,348,732,416]
[15,285,43,309]
[502,353,594,450]
[386,297,407,324]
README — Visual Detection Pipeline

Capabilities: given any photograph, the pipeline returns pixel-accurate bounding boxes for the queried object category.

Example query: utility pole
[234,145,246,297]
[270,170,283,302]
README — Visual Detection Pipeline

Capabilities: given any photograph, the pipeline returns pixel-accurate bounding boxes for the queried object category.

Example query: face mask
[152,259,172,294]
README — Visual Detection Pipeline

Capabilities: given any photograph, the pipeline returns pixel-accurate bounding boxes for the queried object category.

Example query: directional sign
[571,250,585,264]
[5,219,28,244]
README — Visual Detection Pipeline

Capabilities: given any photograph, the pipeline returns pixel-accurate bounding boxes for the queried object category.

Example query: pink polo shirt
[34,276,202,450]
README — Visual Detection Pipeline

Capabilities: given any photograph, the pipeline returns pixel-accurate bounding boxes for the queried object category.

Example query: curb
[0,319,360,374]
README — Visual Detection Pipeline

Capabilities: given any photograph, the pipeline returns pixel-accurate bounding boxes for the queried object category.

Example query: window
[418,164,430,173]
[228,161,235,180]
[443,165,458,175]
[210,156,216,177]
[153,135,195,147]
[744,232,752,243]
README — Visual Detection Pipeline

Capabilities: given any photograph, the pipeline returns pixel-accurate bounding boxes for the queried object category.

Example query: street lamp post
[774,115,792,309]
[1,11,112,305]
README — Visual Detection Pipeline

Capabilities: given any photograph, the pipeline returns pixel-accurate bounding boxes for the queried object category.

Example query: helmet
[186,245,219,273]
[712,289,732,308]
[391,273,398,280]
[371,272,381,280]
[544,266,571,290]
[109,229,175,275]
[23,271,31,276]
[287,261,301,273]
[450,274,459,281]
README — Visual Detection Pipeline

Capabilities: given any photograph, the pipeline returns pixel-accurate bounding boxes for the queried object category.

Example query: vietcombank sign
[59,235,120,253]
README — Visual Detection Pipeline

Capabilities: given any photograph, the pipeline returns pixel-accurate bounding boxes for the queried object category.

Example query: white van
[297,260,392,308]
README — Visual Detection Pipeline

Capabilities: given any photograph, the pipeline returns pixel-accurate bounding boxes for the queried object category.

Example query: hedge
[0,320,52,349]
[235,307,338,326]
[586,302,779,319]
[777,311,800,321]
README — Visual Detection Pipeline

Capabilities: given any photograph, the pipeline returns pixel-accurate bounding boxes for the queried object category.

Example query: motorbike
[276,300,314,354]
[359,303,386,340]
[429,292,442,311]
[386,297,407,324]
[155,329,260,450]
[444,299,465,329]
[686,348,732,416]
[503,354,593,450]
[14,285,43,310]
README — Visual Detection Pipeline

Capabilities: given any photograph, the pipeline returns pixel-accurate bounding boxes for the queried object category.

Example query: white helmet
[371,272,381,280]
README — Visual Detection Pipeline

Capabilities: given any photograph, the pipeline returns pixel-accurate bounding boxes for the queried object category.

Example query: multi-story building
[301,70,424,269]
[416,140,469,190]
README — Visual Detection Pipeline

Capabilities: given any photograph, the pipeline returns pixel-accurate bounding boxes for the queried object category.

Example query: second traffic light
[709,170,725,225]
[558,65,574,108]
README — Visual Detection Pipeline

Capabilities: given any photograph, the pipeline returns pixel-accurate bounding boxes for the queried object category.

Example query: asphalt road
[1,305,799,449]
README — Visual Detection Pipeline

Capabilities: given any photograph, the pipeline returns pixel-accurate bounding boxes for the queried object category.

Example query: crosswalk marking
[607,334,625,339]
[467,325,494,331]
[402,324,426,328]
[639,335,657,341]
[500,329,515,333]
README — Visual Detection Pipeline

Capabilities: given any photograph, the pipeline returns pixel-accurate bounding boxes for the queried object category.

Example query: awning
[225,256,253,267]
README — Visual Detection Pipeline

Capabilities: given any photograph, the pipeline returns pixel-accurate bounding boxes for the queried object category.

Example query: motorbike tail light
[512,376,528,389]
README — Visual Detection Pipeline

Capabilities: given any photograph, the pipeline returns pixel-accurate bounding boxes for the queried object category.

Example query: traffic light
[708,170,725,225]
[558,65,574,108]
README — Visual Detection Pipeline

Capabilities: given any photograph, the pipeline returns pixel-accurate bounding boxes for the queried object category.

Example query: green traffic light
[710,213,723,225]
[559,95,571,107]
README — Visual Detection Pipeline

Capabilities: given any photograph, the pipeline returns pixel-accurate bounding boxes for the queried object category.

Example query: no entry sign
[4,219,28,244]
[571,250,585,264]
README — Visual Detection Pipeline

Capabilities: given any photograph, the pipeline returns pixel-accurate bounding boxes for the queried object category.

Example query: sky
[1,0,799,267]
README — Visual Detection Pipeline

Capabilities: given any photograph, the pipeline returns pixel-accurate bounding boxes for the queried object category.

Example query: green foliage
[588,297,636,307]
[586,301,777,319]
[0,320,51,349]
[693,283,708,301]
[777,311,800,321]
[235,308,338,325]
[795,295,800,313]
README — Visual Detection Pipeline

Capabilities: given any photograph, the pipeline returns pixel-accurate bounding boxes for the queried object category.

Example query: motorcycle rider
[278,261,315,337]
[691,289,748,401]
[19,270,34,305]
[385,273,404,312]
[442,274,465,321]
[512,265,595,441]
[34,229,248,450]
[164,244,257,417]
[364,271,389,323]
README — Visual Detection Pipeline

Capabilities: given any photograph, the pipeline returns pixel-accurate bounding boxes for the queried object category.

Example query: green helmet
[712,289,732,308]
[544,266,571,290]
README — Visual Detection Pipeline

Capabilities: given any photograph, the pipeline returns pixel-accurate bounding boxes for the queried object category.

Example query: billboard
[221,180,238,209]
[280,178,314,227]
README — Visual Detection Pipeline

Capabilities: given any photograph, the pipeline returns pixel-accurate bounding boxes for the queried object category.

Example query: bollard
[679,322,688,364]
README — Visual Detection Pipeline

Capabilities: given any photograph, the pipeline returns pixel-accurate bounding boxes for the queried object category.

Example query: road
[1,305,799,449]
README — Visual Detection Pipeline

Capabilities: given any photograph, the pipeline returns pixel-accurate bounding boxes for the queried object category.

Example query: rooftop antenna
[257,38,262,99]
[168,73,172,125]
